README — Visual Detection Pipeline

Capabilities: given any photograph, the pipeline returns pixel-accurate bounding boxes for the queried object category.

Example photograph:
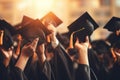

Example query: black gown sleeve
[0,62,9,80]
[50,44,74,80]
[10,67,28,80]
[75,64,91,80]
[50,44,91,80]
[24,57,53,80]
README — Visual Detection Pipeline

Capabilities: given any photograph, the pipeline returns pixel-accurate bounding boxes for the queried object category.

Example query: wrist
[37,53,46,63]
[3,58,10,67]
[20,53,29,60]
[15,54,29,71]
[51,34,57,42]
[77,50,89,66]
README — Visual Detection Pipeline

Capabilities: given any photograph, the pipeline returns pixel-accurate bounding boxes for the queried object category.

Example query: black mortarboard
[17,19,47,45]
[0,20,16,35]
[22,16,34,26]
[104,17,120,32]
[68,12,99,42]
[0,20,14,50]
[41,12,63,27]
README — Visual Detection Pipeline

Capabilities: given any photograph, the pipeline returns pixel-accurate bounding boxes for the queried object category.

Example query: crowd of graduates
[0,10,120,80]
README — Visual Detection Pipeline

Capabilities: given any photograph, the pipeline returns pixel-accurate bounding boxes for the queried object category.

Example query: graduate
[0,21,14,80]
[17,16,54,80]
[66,12,99,80]
[90,40,114,80]
[108,40,120,80]
[0,15,54,80]
[104,17,120,46]
[43,12,99,80]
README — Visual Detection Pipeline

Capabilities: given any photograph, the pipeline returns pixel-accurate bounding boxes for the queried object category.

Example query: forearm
[77,50,89,66]
[3,58,11,67]
[15,54,29,71]
[37,53,46,65]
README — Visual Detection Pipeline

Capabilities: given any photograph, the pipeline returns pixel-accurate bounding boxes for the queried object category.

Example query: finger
[8,47,14,51]
[75,38,80,48]
[85,36,89,43]
[75,38,79,44]
[0,48,9,58]
[30,38,39,51]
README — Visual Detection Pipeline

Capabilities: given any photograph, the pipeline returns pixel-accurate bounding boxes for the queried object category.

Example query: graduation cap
[22,16,34,25]
[0,20,14,50]
[0,20,16,35]
[13,15,35,30]
[104,17,120,32]
[41,12,63,27]
[20,16,51,35]
[17,19,47,45]
[68,12,99,42]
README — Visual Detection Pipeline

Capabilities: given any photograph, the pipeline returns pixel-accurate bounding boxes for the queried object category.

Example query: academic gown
[108,60,120,80]
[10,67,28,80]
[24,57,54,80]
[0,62,9,80]
[50,44,91,80]
[0,57,27,80]
[88,49,110,80]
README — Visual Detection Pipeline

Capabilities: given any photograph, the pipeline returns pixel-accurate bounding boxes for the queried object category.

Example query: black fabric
[10,67,28,80]
[109,61,120,80]
[88,49,110,80]
[106,33,120,46]
[75,64,91,80]
[24,57,54,80]
[50,44,91,80]
[0,62,9,80]
[50,44,73,80]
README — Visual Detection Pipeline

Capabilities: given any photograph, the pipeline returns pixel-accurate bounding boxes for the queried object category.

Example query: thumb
[85,36,89,44]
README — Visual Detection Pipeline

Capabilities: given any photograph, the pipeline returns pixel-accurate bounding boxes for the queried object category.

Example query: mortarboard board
[20,16,51,35]
[41,12,63,27]
[68,12,99,42]
[104,17,120,32]
[14,15,34,30]
[0,20,16,35]
[17,19,47,45]
[22,16,34,26]
[0,20,14,50]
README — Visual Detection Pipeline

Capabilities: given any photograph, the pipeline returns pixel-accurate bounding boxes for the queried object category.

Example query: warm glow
[17,0,55,18]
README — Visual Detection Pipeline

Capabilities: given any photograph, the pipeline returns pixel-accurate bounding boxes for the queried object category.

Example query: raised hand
[21,38,39,58]
[75,36,89,52]
[36,44,46,64]
[15,38,39,71]
[0,48,13,67]
[75,36,89,65]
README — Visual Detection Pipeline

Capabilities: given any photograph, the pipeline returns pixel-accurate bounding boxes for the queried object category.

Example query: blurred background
[0,0,120,40]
